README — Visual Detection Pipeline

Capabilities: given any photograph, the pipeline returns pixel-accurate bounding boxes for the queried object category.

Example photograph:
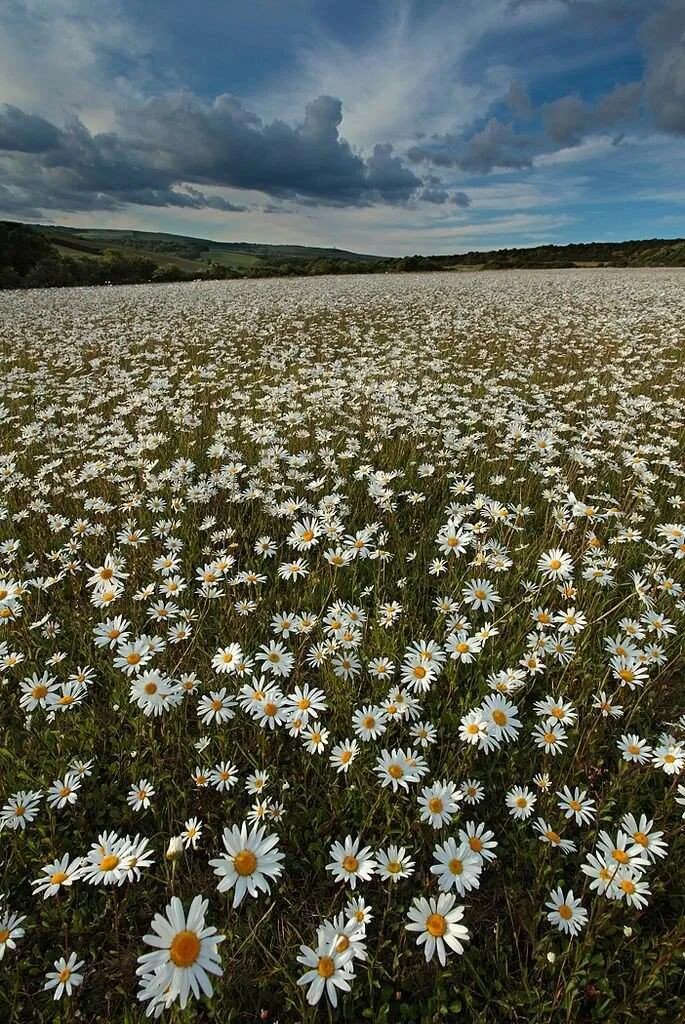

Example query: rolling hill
[1,220,685,289]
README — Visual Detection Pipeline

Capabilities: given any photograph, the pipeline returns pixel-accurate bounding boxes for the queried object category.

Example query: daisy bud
[623,926,633,938]
[546,952,556,963]
[165,835,183,861]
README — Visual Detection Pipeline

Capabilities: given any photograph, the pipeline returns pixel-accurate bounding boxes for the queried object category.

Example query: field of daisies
[0,268,684,1023]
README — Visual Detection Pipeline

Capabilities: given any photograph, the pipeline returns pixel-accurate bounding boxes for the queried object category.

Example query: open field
[0,269,684,1023]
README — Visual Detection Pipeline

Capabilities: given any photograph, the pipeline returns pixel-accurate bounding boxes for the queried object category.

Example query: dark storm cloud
[542,83,641,146]
[408,120,535,174]
[0,105,62,153]
[0,93,429,215]
[641,2,685,134]
[408,82,641,173]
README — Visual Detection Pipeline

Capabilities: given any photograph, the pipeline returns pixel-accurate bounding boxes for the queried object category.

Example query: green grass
[0,269,684,1023]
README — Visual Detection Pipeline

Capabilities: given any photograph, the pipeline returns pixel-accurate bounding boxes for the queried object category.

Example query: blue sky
[0,0,684,254]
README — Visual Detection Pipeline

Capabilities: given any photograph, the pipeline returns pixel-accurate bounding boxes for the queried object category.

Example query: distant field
[0,270,684,1023]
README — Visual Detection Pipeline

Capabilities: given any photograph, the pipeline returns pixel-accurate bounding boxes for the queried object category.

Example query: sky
[0,0,684,255]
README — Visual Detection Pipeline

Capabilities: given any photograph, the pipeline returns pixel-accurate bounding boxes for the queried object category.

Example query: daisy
[317,912,367,962]
[617,733,652,762]
[211,643,243,675]
[79,832,132,886]
[127,779,155,812]
[255,641,295,678]
[537,548,574,581]
[209,821,284,907]
[47,773,82,810]
[533,818,577,854]
[460,778,485,805]
[329,739,360,773]
[608,868,651,909]
[506,786,537,820]
[136,895,225,1011]
[545,887,587,937]
[197,688,237,725]
[209,761,240,792]
[0,909,26,959]
[458,821,498,862]
[620,813,667,863]
[652,742,684,774]
[459,709,491,747]
[480,694,522,743]
[406,893,469,964]
[345,896,373,928]
[419,780,462,828]
[596,830,649,871]
[296,943,354,1008]
[43,952,85,1000]
[532,718,568,755]
[376,845,415,883]
[302,725,330,753]
[462,578,500,612]
[326,836,376,889]
[181,818,203,850]
[581,851,616,894]
[0,789,43,831]
[352,705,388,741]
[374,748,415,792]
[31,854,82,899]
[430,838,482,895]
[556,786,596,826]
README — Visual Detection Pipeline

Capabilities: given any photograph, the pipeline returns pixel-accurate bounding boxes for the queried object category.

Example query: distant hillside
[1,220,685,290]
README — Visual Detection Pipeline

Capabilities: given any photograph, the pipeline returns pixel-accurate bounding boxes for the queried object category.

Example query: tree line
[2,221,684,290]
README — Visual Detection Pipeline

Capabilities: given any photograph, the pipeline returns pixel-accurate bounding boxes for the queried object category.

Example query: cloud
[641,2,685,134]
[408,119,536,173]
[0,93,426,216]
[408,80,641,173]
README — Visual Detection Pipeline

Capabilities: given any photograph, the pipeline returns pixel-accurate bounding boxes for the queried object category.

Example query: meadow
[0,268,684,1023]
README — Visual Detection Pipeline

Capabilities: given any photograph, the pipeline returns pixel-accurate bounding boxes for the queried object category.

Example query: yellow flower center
[388,764,403,779]
[558,904,573,920]
[100,854,119,872]
[428,797,444,813]
[51,871,68,884]
[169,930,201,967]
[144,682,158,694]
[633,831,648,847]
[317,955,335,978]
[426,913,447,937]
[612,849,629,864]
[336,935,350,952]
[492,710,507,726]
[58,968,72,983]
[549,559,562,570]
[342,855,359,873]
[448,858,463,875]
[233,850,257,876]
